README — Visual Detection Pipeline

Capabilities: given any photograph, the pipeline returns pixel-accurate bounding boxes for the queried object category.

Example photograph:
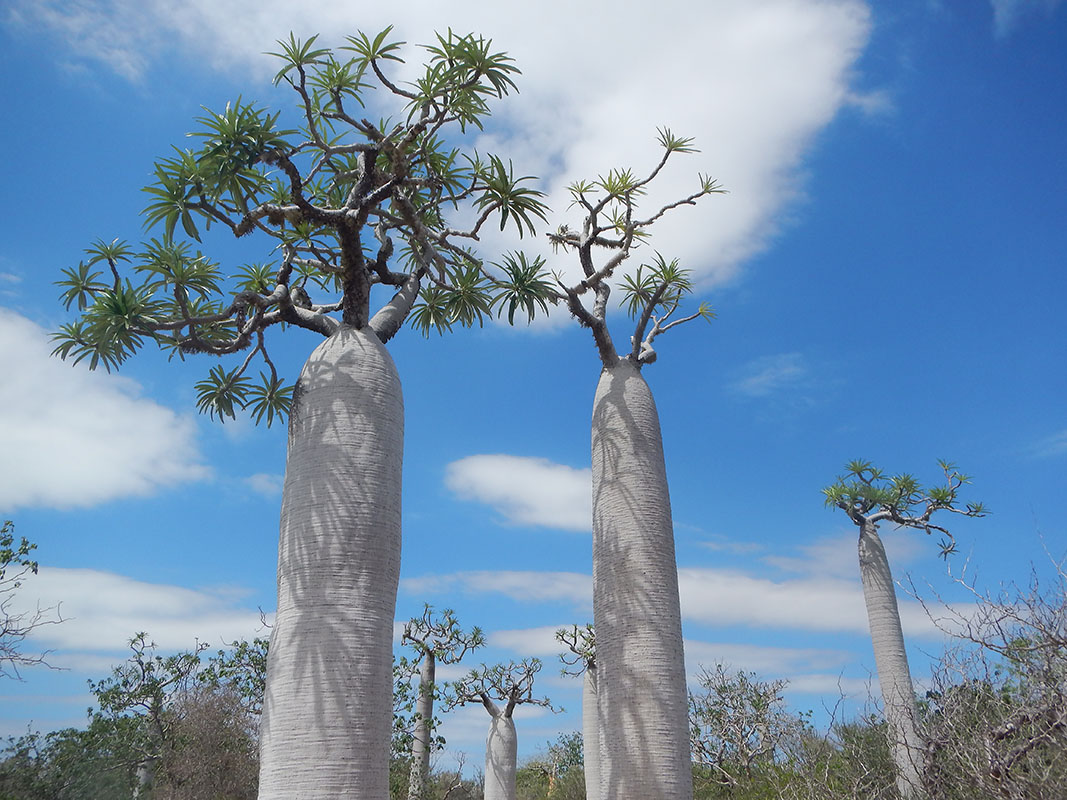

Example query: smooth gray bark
[258,326,403,799]
[591,358,692,800]
[483,712,518,800]
[407,653,436,800]
[858,521,924,800]
[582,664,602,800]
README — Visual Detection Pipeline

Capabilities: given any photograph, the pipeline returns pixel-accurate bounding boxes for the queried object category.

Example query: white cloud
[990,0,1065,37]
[678,566,946,639]
[401,570,591,610]
[0,309,210,510]
[243,472,284,497]
[730,352,809,397]
[445,455,590,532]
[489,625,572,658]
[9,566,268,659]
[10,0,874,287]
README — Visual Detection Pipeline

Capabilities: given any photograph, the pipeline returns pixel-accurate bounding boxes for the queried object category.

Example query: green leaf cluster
[54,28,556,427]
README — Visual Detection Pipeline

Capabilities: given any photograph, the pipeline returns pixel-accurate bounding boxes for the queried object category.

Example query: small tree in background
[0,521,61,679]
[556,624,599,800]
[52,28,548,799]
[823,460,986,799]
[688,664,805,794]
[919,558,1067,799]
[449,659,557,800]
[400,605,484,800]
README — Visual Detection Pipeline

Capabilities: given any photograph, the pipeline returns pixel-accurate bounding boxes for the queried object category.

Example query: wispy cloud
[400,570,592,610]
[243,472,284,497]
[445,455,590,532]
[990,0,1065,37]
[729,352,809,398]
[1031,428,1067,458]
[0,309,210,510]
[678,566,946,638]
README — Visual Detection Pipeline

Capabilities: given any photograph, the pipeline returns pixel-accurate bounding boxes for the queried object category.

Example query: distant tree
[0,520,61,679]
[556,624,599,800]
[688,664,805,792]
[0,718,140,800]
[450,659,557,800]
[516,732,585,800]
[919,558,1067,799]
[198,636,269,716]
[89,632,209,797]
[544,132,722,800]
[400,605,483,800]
[52,28,548,799]
[823,460,986,799]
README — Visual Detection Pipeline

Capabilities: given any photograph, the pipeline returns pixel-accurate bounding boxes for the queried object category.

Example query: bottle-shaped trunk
[258,326,403,800]
[582,664,602,800]
[858,521,925,799]
[484,713,518,800]
[591,359,692,800]
[407,653,436,800]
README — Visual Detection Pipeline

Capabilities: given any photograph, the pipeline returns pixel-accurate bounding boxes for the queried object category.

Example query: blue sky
[1,0,1065,771]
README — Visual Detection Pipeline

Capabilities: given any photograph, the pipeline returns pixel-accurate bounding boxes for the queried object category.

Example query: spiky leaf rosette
[54,29,550,425]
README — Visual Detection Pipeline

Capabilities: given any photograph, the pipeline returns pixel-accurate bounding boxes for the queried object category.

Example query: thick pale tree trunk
[582,664,602,800]
[258,326,403,800]
[858,521,925,800]
[591,358,692,800]
[483,713,518,800]
[407,653,436,800]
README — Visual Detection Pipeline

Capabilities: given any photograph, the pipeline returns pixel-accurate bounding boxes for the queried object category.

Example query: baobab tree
[449,658,556,800]
[545,133,723,800]
[556,623,599,800]
[53,30,546,800]
[400,605,483,800]
[823,460,986,799]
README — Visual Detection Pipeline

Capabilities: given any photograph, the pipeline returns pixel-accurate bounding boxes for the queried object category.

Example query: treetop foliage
[52,28,550,426]
[822,460,987,557]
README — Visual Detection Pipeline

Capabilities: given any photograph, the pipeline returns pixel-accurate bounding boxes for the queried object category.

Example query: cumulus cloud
[0,309,210,510]
[445,455,591,532]
[9,566,267,663]
[9,0,875,287]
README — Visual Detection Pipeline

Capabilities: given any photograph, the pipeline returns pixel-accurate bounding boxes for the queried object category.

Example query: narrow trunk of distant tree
[132,758,155,799]
[582,664,602,800]
[258,326,403,800]
[591,358,692,800]
[484,713,518,800]
[858,521,925,800]
[407,652,436,800]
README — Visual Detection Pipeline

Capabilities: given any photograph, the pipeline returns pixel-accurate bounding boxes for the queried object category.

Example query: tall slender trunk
[582,664,602,800]
[407,652,436,800]
[591,358,692,800]
[858,521,924,799]
[258,326,403,799]
[484,713,517,800]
